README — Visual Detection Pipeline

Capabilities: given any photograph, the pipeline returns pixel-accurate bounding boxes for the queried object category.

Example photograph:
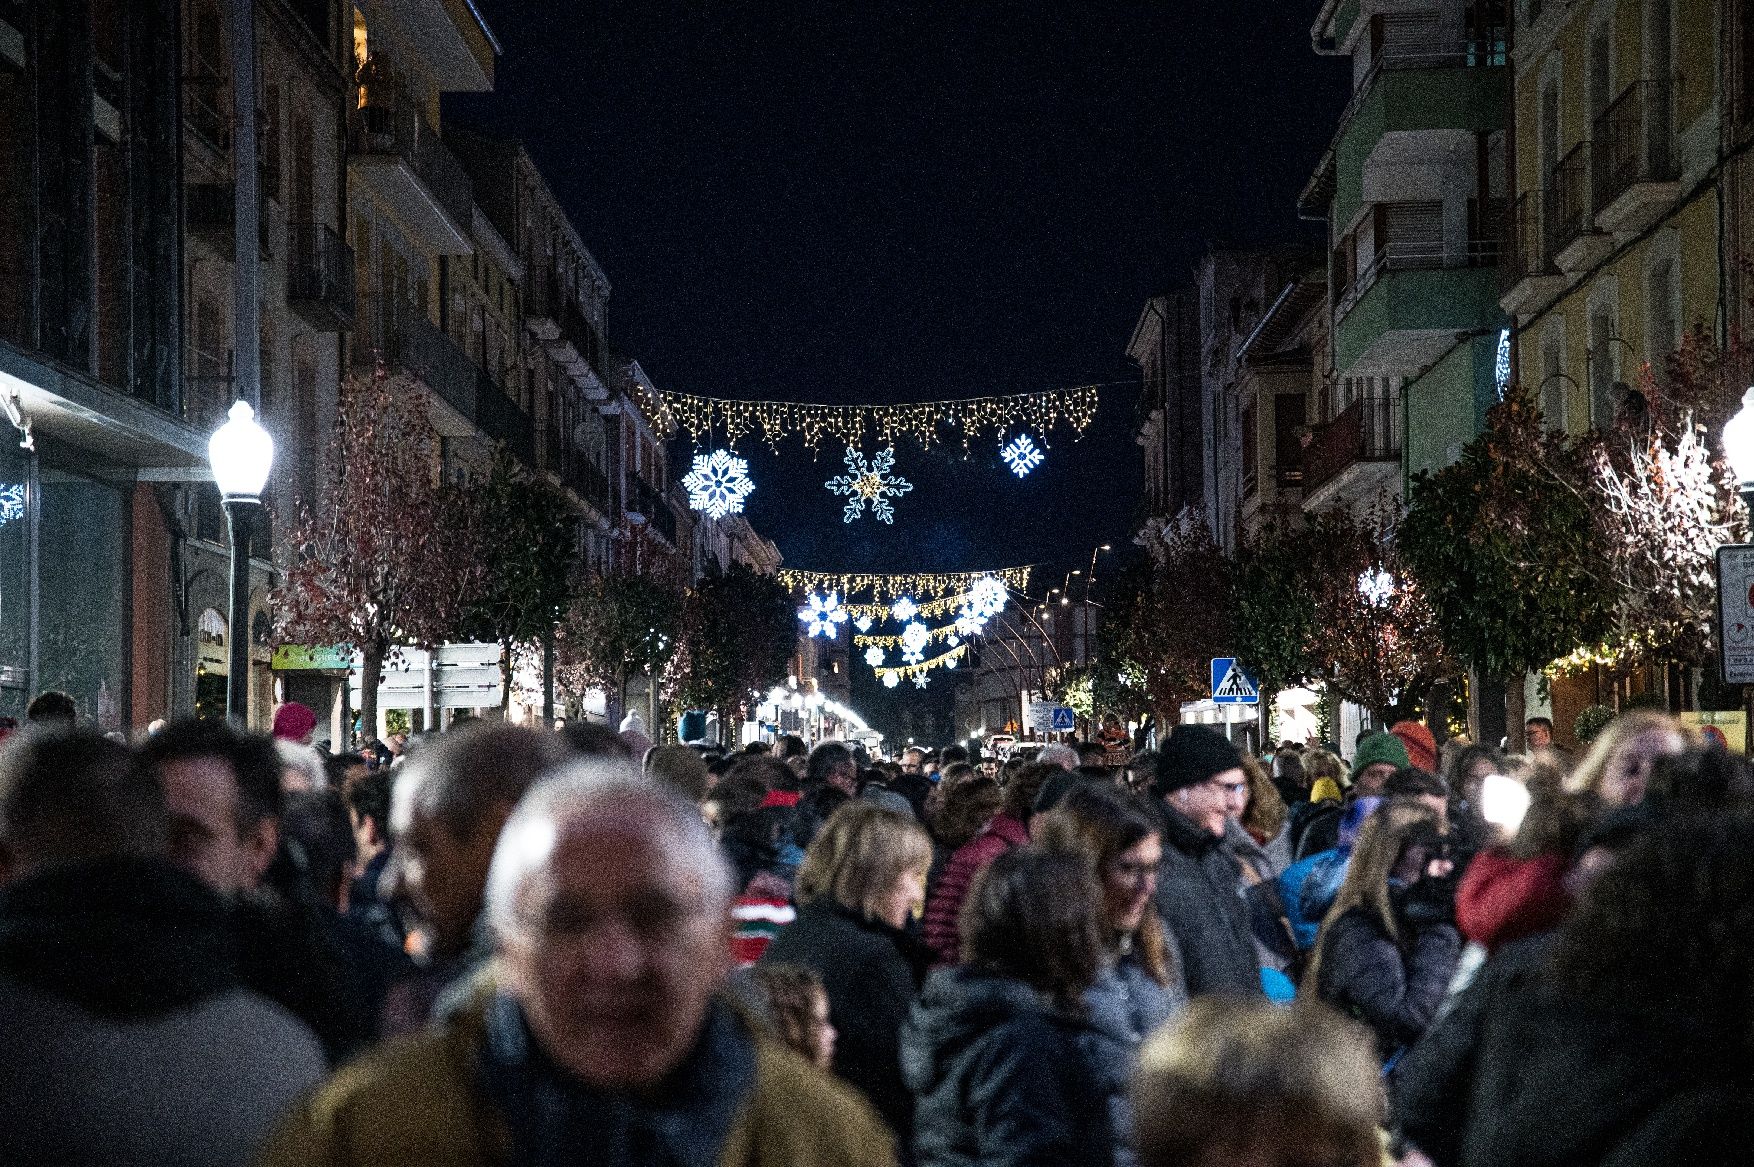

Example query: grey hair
[391,723,572,838]
[1037,743,1079,770]
[484,761,735,936]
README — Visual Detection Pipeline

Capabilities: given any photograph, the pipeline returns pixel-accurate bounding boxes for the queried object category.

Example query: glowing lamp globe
[208,401,275,500]
[1724,388,1754,491]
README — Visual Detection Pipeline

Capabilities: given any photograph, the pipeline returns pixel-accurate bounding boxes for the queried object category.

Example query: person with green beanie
[1350,732,1411,799]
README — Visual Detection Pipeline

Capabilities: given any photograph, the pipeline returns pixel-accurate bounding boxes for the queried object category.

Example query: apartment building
[1501,0,1721,433]
[1128,292,1203,555]
[1303,0,1511,504]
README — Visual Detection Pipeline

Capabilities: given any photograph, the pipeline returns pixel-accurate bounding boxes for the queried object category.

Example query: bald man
[264,765,897,1167]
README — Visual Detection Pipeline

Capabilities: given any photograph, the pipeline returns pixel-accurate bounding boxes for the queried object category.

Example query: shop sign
[272,643,353,671]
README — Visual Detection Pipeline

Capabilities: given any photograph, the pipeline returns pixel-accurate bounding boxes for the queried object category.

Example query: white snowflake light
[968,575,1008,620]
[798,591,850,639]
[682,448,755,519]
[901,621,931,659]
[853,615,873,633]
[864,646,886,667]
[954,610,985,637]
[882,672,901,689]
[826,447,913,524]
[891,596,918,622]
[1000,433,1045,478]
[947,634,961,648]
[913,673,930,689]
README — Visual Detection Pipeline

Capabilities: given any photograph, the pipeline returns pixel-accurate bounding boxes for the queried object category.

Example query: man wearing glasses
[1148,725,1264,998]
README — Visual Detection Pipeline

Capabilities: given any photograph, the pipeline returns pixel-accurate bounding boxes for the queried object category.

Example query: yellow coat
[258,1000,898,1167]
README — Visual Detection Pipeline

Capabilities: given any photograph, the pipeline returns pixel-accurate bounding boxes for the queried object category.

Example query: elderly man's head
[390,724,569,959]
[486,765,734,1090]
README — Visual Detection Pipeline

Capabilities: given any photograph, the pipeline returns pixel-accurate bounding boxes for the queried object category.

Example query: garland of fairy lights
[875,643,969,686]
[639,386,1105,454]
[778,565,1033,604]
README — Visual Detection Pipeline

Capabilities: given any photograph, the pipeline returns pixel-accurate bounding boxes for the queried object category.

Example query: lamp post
[208,401,275,725]
[1717,389,1754,754]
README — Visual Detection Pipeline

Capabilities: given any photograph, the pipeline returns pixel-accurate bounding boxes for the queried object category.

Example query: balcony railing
[1499,189,1555,292]
[349,77,473,234]
[1301,395,1400,497]
[475,372,535,466]
[567,457,612,513]
[1592,79,1677,211]
[629,476,676,544]
[1335,201,1501,321]
[355,311,477,421]
[287,222,355,331]
[1545,140,1593,257]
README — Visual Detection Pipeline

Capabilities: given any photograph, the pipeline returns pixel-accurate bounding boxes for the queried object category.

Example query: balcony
[475,372,535,467]
[184,72,228,155]
[1498,190,1565,315]
[1592,80,1680,237]
[1301,395,1401,511]
[354,311,477,430]
[549,295,609,399]
[566,456,612,515]
[1546,141,1612,272]
[524,270,563,341]
[287,222,355,332]
[348,77,473,253]
[627,476,677,545]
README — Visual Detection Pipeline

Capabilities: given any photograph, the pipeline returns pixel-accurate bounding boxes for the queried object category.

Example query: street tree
[1107,514,1233,724]
[672,563,796,729]
[555,568,685,720]
[275,368,485,740]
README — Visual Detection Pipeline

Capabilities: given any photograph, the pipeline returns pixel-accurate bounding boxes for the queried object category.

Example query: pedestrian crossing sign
[1210,658,1259,705]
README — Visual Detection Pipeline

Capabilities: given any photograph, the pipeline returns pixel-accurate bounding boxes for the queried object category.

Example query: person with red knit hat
[271,702,319,745]
[1390,720,1437,774]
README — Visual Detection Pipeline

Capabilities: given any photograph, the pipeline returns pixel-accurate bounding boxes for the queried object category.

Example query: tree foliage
[555,569,685,713]
[275,368,485,738]
[464,457,577,707]
[1106,514,1233,720]
[1400,388,1615,681]
[671,564,796,721]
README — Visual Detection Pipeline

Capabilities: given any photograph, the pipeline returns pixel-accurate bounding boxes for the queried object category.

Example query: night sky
[451,2,1348,738]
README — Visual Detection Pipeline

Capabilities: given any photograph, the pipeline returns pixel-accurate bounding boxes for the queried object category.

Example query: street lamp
[1722,388,1754,514]
[208,400,274,725]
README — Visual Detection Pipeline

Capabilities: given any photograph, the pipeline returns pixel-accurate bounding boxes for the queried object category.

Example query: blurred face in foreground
[499,804,732,1090]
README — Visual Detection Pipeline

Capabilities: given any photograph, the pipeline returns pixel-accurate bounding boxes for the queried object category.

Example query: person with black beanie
[1148,725,1264,998]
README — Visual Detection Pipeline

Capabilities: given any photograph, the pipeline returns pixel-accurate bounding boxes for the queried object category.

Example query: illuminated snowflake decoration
[682,448,755,519]
[1000,434,1045,478]
[967,575,1009,620]
[864,646,886,668]
[913,673,930,689]
[853,615,873,634]
[947,634,962,648]
[900,621,931,664]
[0,483,24,525]
[826,447,912,524]
[954,610,986,637]
[891,596,918,622]
[882,672,901,689]
[798,591,850,639]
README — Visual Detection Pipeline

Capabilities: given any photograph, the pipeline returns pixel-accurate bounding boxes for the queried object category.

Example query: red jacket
[921,812,1030,966]
[1456,848,1572,953]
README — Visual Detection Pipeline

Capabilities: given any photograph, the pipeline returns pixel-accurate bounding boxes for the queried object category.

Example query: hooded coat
[900,968,1116,1167]
[0,858,326,1167]
[1315,905,1460,1059]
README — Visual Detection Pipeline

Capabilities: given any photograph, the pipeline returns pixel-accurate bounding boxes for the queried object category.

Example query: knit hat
[1389,720,1438,773]
[1309,776,1344,804]
[1350,731,1410,782]
[1153,725,1243,796]
[271,702,318,743]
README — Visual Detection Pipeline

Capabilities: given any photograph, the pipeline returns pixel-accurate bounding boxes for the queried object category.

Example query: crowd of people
[0,696,1750,1166]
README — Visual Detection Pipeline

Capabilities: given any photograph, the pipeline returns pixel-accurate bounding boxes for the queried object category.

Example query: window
[1540,77,1560,181]
[1589,309,1617,428]
[1540,329,1566,431]
[1648,255,1678,361]
[1588,22,1612,119]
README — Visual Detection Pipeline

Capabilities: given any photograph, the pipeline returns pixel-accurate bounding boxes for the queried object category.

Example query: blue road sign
[1210,657,1260,705]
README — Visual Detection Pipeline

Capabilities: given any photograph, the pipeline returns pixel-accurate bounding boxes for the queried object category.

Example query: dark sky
[451,2,1347,736]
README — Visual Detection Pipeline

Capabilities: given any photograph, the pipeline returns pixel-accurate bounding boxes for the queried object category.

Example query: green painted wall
[1334,67,1509,228]
[1404,332,1500,481]
[1334,266,1500,370]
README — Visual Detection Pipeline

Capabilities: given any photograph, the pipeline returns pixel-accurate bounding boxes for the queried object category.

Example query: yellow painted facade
[1506,0,1724,432]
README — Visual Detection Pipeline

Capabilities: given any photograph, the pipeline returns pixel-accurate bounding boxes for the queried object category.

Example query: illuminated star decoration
[798,591,850,639]
[891,595,918,622]
[681,449,755,519]
[826,447,912,524]
[1000,433,1045,478]
[913,673,930,689]
[0,483,24,524]
[864,646,886,667]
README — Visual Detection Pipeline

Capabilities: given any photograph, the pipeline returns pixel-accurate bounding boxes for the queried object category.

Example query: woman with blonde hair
[758,801,934,1149]
[1132,997,1383,1167]
[1561,708,1686,808]
[1307,802,1460,1061]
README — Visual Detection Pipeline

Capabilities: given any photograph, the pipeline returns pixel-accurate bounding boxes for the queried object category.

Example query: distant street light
[208,401,274,725]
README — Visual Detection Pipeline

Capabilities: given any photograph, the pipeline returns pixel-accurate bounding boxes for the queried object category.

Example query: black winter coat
[1151,805,1262,997]
[901,968,1116,1167]
[1315,906,1459,1059]
[759,899,931,1148]
[1393,936,1754,1167]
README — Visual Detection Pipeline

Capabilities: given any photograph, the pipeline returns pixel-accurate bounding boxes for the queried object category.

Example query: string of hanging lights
[636,384,1109,454]
[777,565,1033,604]
[874,643,969,686]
